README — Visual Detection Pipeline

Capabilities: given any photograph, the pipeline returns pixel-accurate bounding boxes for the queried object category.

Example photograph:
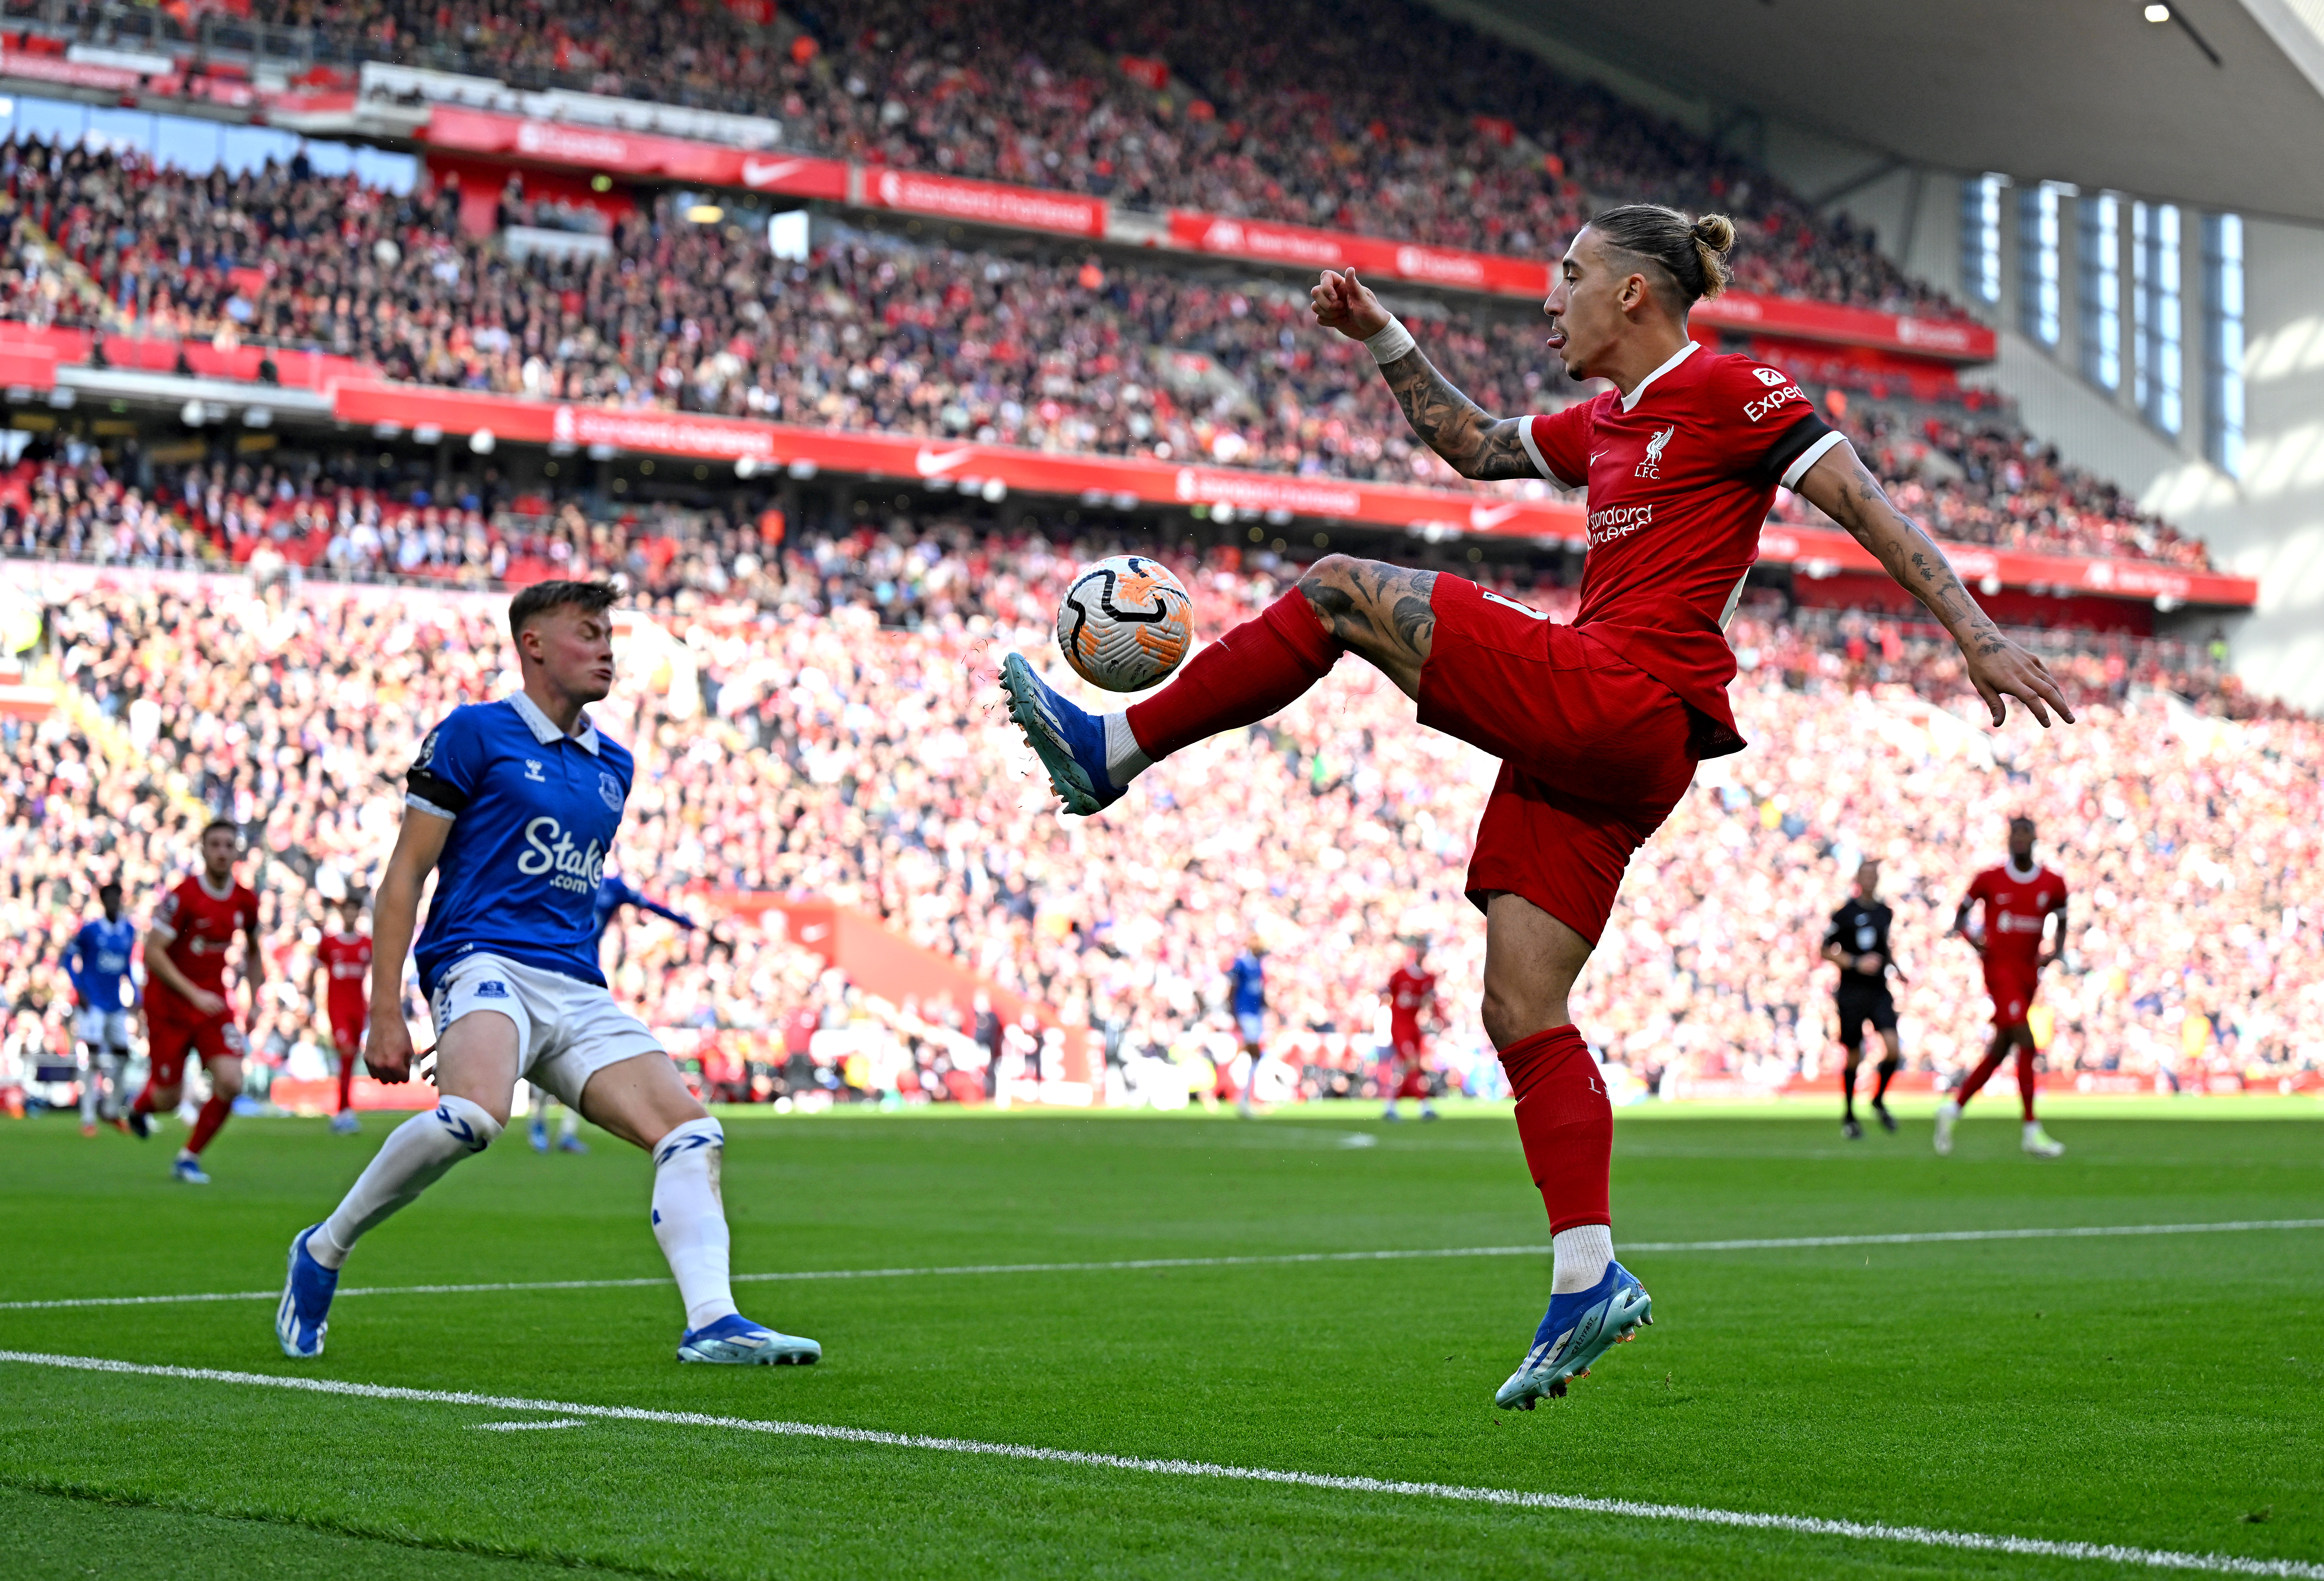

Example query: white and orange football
[1055,555,1194,692]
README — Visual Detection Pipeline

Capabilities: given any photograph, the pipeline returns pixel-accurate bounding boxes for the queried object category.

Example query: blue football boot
[999,653,1124,815]
[1495,1261,1653,1409]
[171,1151,210,1185]
[676,1313,821,1365]
[277,1225,338,1359]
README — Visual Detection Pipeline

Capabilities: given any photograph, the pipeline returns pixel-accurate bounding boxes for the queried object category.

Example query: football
[1054,556,1194,692]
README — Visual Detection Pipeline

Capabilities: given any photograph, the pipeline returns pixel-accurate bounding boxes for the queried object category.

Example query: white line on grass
[469,1419,586,1431]
[5,1219,2320,1314]
[1,1349,2314,1579]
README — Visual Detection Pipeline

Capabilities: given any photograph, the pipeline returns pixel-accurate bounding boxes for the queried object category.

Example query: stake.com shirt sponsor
[1517,341,1842,758]
[404,691,635,994]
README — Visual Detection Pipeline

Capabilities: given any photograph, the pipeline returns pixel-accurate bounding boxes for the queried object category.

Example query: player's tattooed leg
[1296,555,1438,701]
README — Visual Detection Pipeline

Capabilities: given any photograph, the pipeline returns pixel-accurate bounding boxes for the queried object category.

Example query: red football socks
[2014,1046,2038,1121]
[129,1085,153,1116]
[186,1093,231,1155]
[1125,590,1341,762]
[1498,1024,1612,1233]
[337,1048,357,1112]
[1956,1044,2009,1108]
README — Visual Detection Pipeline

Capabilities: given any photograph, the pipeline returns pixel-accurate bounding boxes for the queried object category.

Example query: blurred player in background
[132,822,262,1184]
[63,880,137,1137]
[528,867,703,1155]
[1003,204,2072,1408]
[1937,816,2069,1159]
[1382,941,1440,1121]
[1823,861,1903,1139]
[311,893,373,1136]
[1226,935,1267,1118]
[276,580,816,1366]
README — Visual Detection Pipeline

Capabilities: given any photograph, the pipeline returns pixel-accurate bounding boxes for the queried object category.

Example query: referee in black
[1823,860,1904,1139]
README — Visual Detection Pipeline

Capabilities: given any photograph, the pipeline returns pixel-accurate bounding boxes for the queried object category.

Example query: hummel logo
[523,759,546,782]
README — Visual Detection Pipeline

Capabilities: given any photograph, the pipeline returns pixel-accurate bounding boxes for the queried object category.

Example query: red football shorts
[1390,1030,1424,1066]
[329,1002,368,1057]
[1984,966,2038,1028]
[1416,578,1698,943]
[146,997,247,1090]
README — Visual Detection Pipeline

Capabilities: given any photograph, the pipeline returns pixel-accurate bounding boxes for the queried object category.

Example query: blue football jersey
[405,693,635,994]
[1228,951,1266,1016]
[64,917,139,1011]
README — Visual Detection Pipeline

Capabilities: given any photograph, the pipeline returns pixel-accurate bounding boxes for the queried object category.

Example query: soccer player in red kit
[1002,204,2074,1408]
[1382,942,1439,1121]
[131,820,264,1184]
[311,894,374,1135]
[1936,816,2069,1159]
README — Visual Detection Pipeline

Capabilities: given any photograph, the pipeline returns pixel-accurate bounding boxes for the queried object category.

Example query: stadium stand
[0,141,2211,567]
[2,531,2314,1114]
[13,0,1960,317]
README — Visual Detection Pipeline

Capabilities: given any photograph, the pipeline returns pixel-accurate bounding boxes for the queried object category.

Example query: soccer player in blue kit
[277,580,819,1365]
[1226,936,1267,1118]
[63,880,138,1136]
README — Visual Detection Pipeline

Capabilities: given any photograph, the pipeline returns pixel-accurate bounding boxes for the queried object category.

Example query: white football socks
[1102,712,1151,788]
[651,1117,740,1332]
[312,1095,502,1269]
[1550,1223,1615,1294]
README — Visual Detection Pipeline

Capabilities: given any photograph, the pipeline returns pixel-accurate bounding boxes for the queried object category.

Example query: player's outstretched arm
[364,808,453,1083]
[1794,441,2075,728]
[1311,268,1535,480]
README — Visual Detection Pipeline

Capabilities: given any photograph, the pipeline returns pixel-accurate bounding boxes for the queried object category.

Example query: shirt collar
[2004,855,2039,882]
[1619,339,1700,413]
[507,691,602,755]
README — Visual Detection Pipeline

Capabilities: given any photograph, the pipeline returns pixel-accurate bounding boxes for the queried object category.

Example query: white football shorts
[428,953,663,1109]
[74,1007,133,1051]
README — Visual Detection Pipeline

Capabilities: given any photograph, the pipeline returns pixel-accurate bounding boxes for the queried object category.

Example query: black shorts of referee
[1834,981,1898,1048]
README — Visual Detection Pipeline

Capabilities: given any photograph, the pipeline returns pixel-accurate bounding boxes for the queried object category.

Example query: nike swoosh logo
[914,447,975,476]
[741,157,808,186]
[1467,503,1521,529]
[1589,449,1609,465]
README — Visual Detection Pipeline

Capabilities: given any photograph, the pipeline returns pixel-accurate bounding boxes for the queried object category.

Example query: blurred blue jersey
[64,917,138,1011]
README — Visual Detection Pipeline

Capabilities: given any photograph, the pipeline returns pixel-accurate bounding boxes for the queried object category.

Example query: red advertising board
[418,105,847,197]
[1165,211,1549,296]
[0,47,145,91]
[858,166,1106,237]
[325,381,2254,607]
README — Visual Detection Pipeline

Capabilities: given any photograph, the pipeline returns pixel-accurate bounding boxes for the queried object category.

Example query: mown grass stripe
[2,1349,2315,1579]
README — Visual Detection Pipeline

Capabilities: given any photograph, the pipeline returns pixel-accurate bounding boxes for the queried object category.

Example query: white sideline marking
[1,1349,2315,1579]
[4,1219,2321,1315]
[470,1418,585,1431]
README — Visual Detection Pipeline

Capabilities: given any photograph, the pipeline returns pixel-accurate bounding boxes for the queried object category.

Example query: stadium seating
[3,534,2313,1113]
[0,140,2210,568]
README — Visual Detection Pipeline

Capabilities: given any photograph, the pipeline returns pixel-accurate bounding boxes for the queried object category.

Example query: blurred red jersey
[1520,343,1841,756]
[149,873,259,1013]
[1963,860,2068,978]
[316,930,373,1030]
[1387,965,1436,1042]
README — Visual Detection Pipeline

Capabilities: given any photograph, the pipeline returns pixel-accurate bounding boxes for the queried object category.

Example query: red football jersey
[1387,965,1437,1036]
[1962,860,2068,977]
[1520,343,1840,755]
[150,873,259,1008]
[316,931,373,1019]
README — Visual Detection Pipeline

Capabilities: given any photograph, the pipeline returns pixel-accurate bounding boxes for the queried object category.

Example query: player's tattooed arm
[1309,265,1534,480]
[1794,440,2077,729]
[1376,349,1537,481]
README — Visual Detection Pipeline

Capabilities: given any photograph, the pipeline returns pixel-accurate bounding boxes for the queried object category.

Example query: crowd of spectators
[0,135,2212,567]
[34,0,1960,316]
[1,526,2315,1122]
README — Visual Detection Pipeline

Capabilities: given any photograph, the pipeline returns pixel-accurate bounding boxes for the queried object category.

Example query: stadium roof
[1447,0,2324,225]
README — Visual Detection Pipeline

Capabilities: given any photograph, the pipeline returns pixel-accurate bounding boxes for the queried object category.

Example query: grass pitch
[1,1101,2318,1578]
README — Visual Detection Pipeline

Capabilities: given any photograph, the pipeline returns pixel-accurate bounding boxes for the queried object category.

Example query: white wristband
[1365,316,1417,365]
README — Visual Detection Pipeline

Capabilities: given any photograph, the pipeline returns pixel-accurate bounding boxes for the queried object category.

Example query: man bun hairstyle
[1589,204,1736,308]
[508,578,620,641]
